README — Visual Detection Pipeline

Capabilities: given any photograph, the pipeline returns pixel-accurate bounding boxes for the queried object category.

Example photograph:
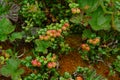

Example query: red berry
[31,59,41,67]
[31,59,38,66]
[47,62,53,69]
[64,23,70,27]
[37,62,41,67]
[56,32,61,37]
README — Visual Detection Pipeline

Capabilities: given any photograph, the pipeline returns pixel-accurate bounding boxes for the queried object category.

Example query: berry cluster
[71,8,81,14]
[81,44,90,51]
[88,37,100,45]
[39,23,70,41]
[31,54,57,69]
[31,59,41,67]
[47,62,57,69]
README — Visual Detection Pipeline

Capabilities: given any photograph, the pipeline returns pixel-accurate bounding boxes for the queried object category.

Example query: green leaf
[88,8,111,31]
[82,29,96,39]
[64,72,71,79]
[114,17,120,32]
[35,39,51,53]
[70,15,81,24]
[78,0,100,13]
[117,56,120,60]
[0,18,15,35]
[59,77,66,80]
[9,32,23,41]
[11,69,24,80]
[0,58,24,80]
[0,34,7,41]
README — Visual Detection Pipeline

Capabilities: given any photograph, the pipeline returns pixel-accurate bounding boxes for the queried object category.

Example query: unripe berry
[81,44,90,51]
[76,76,83,80]
[51,62,56,68]
[57,29,62,33]
[46,30,51,35]
[76,8,81,13]
[95,38,100,43]
[56,32,61,37]
[62,26,67,30]
[43,36,50,40]
[84,5,90,10]
[85,46,90,51]
[50,38,55,41]
[51,54,57,61]
[39,35,44,40]
[71,8,77,14]
[88,39,93,44]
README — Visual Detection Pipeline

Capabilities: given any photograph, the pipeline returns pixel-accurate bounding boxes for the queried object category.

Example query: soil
[58,35,120,80]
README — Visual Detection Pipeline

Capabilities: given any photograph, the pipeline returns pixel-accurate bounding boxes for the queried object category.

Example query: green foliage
[0,1,9,15]
[70,14,81,24]
[21,56,32,67]
[77,0,100,13]
[59,72,73,80]
[60,42,71,54]
[24,73,48,80]
[22,53,59,80]
[0,0,120,80]
[9,32,23,42]
[63,72,72,79]
[88,8,111,31]
[20,1,46,27]
[0,18,15,41]
[35,39,51,53]
[76,66,107,80]
[114,17,120,31]
[0,58,24,80]
[0,56,5,64]
[82,29,96,39]
[112,56,120,72]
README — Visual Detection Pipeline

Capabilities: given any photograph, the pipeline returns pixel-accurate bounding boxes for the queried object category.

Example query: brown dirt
[58,35,120,80]
[58,51,88,75]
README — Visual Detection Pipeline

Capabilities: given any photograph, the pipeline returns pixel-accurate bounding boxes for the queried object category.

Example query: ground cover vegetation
[0,0,120,80]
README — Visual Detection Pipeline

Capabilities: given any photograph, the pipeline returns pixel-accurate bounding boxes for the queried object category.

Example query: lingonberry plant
[0,0,120,80]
